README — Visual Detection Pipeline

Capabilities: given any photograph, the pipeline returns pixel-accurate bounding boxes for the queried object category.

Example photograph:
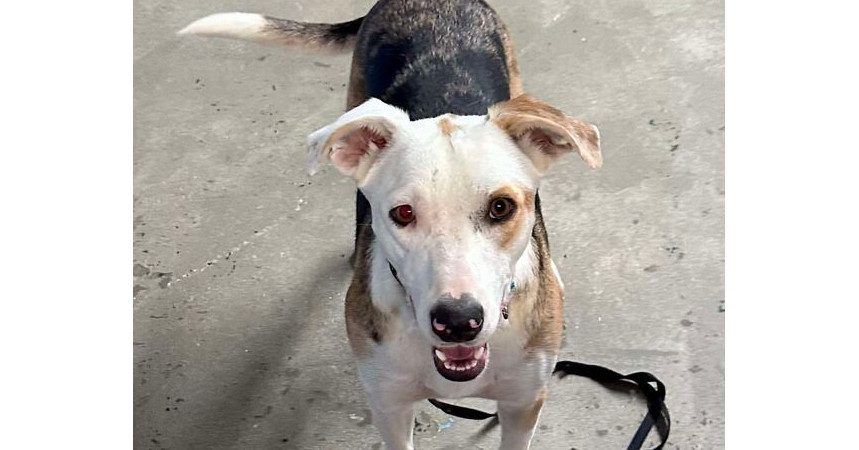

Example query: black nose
[430,294,484,343]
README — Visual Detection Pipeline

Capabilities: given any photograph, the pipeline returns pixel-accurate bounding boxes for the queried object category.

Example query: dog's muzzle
[387,260,517,382]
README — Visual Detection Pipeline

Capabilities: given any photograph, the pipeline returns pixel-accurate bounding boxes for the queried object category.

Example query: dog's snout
[430,294,484,343]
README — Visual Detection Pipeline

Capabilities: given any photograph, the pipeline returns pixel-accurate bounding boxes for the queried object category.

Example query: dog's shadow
[175,253,354,449]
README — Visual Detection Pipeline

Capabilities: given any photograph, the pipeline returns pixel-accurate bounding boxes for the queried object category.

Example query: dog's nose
[430,295,484,343]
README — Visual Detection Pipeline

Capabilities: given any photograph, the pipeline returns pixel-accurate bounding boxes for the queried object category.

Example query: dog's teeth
[474,346,485,360]
[440,355,483,373]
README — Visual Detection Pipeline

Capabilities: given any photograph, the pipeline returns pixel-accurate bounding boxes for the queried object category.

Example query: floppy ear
[306,98,410,183]
[488,94,601,173]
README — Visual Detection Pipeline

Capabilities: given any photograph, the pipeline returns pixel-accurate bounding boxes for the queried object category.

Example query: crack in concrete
[166,215,288,288]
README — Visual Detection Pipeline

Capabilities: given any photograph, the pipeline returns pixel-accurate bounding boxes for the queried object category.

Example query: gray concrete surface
[133,0,724,448]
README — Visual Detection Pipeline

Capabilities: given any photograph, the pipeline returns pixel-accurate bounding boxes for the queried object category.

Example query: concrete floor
[133,0,724,448]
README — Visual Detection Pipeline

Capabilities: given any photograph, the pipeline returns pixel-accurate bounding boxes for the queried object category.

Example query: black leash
[387,260,670,448]
[428,361,671,450]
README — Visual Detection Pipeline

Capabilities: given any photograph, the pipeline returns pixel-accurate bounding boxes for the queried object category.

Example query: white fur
[306,99,410,178]
[360,114,539,347]
[177,12,268,40]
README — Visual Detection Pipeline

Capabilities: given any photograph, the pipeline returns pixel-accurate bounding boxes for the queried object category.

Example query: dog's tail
[177,12,363,52]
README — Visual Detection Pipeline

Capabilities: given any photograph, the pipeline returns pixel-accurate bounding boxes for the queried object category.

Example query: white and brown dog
[181,1,601,448]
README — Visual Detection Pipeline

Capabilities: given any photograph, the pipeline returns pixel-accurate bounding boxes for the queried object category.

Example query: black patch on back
[364,39,510,118]
[383,49,509,118]
[364,40,410,102]
[360,0,512,117]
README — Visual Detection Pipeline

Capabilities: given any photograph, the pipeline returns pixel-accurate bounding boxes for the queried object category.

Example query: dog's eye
[389,204,415,226]
[488,197,516,221]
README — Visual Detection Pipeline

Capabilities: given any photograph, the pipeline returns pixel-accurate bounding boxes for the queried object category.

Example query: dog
[180,1,601,448]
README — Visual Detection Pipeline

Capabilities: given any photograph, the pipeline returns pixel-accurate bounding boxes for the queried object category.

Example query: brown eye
[389,204,415,226]
[488,197,515,221]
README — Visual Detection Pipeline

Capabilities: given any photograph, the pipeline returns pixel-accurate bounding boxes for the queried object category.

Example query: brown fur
[344,225,388,359]
[498,22,523,98]
[489,185,535,250]
[491,94,570,125]
[509,207,565,356]
[438,116,460,136]
[489,94,602,169]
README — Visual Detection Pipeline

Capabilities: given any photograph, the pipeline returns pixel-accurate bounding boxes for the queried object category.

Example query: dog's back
[351,0,514,118]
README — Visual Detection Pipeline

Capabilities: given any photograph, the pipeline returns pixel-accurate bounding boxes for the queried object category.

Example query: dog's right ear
[306,98,410,183]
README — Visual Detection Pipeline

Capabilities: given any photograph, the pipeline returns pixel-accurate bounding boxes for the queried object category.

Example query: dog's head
[307,94,600,382]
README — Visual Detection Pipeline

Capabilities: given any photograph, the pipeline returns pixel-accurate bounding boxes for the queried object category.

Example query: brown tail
[178,12,363,52]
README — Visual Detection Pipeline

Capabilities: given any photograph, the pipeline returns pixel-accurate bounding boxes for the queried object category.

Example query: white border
[2,1,129,447]
[730,1,859,447]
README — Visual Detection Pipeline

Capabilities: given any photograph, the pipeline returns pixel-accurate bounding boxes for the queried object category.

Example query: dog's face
[308,95,600,382]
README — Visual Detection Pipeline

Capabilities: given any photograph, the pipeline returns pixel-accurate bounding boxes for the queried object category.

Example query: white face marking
[360,114,540,345]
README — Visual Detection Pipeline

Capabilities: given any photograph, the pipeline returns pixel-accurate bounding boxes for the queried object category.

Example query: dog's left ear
[307,98,410,183]
[489,94,601,173]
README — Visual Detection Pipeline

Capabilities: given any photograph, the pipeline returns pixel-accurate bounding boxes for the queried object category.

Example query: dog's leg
[366,395,416,450]
[496,388,547,450]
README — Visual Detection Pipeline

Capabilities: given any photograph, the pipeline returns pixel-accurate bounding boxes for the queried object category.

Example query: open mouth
[432,343,489,382]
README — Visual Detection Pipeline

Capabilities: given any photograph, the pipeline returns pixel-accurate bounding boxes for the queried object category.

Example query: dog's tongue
[438,345,476,361]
